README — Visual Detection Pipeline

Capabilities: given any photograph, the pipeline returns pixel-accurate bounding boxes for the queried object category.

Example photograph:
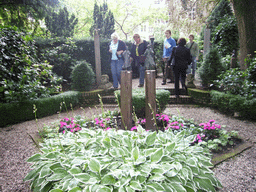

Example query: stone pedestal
[186,74,196,88]
[98,74,112,89]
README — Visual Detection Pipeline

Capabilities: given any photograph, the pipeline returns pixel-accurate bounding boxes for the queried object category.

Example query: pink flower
[162,115,169,122]
[60,121,67,128]
[131,126,137,131]
[209,119,215,123]
[70,129,74,133]
[100,123,105,128]
[63,130,65,134]
[64,117,69,122]
[199,123,205,126]
[141,119,146,123]
[170,121,179,125]
[180,123,184,127]
[104,127,111,131]
[156,114,160,117]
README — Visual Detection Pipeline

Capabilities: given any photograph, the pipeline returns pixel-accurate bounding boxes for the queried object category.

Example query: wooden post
[94,30,101,86]
[145,70,156,131]
[121,71,132,130]
[203,28,211,57]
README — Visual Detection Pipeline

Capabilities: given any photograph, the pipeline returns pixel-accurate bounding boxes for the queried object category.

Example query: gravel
[0,105,255,192]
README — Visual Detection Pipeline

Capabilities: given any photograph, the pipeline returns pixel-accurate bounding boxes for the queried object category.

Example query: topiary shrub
[71,61,95,91]
[198,47,225,87]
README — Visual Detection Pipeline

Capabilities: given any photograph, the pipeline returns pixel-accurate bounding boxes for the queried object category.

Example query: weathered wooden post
[94,30,101,87]
[120,70,132,130]
[203,28,211,57]
[145,70,156,131]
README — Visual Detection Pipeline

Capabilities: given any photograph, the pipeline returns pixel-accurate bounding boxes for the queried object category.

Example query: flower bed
[24,109,242,192]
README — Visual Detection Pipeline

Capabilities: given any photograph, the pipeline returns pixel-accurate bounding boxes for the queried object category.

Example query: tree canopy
[90,1,115,39]
[0,0,59,31]
[45,6,78,38]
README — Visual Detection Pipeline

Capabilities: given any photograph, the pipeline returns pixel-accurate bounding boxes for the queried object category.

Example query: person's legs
[111,60,118,88]
[162,61,168,84]
[191,56,197,77]
[174,66,180,97]
[180,67,187,92]
[117,59,124,86]
[139,65,145,86]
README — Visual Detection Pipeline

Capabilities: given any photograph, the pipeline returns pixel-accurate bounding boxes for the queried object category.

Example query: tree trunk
[231,0,256,69]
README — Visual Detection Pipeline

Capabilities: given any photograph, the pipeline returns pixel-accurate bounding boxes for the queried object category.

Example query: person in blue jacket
[162,30,176,85]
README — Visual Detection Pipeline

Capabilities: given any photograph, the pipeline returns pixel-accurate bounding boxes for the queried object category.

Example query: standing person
[168,38,192,98]
[130,34,148,87]
[186,34,199,77]
[109,32,126,89]
[162,30,176,85]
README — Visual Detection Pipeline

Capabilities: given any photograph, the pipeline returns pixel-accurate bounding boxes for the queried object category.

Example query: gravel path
[0,105,255,192]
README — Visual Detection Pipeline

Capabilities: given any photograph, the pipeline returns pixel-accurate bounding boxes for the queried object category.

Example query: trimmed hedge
[210,90,256,119]
[115,88,170,118]
[0,91,81,127]
[188,88,211,105]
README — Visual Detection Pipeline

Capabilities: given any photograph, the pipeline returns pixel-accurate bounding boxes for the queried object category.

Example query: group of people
[108,30,199,98]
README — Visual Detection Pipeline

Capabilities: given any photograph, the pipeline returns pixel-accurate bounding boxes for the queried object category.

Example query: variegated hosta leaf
[89,158,101,173]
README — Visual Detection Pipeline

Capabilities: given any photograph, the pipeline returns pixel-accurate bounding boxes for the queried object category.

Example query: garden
[1,0,256,191]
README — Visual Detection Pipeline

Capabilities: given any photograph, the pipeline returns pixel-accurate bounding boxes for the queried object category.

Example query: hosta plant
[25,126,222,192]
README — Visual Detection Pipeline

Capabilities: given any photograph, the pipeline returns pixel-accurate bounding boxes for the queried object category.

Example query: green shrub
[25,127,222,191]
[71,61,95,91]
[0,27,62,103]
[115,89,170,117]
[210,90,256,120]
[198,47,225,87]
[213,15,239,58]
[0,91,81,127]
[187,89,211,105]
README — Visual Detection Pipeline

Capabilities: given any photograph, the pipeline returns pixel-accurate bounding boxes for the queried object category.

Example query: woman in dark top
[168,38,192,98]
[109,32,126,89]
[130,34,148,87]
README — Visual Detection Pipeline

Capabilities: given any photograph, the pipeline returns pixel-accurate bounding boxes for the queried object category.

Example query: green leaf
[47,168,68,181]
[172,161,182,171]
[89,158,101,173]
[50,163,63,171]
[146,132,157,146]
[27,153,42,162]
[166,142,176,153]
[194,177,216,192]
[129,181,142,190]
[186,157,197,167]
[122,136,132,150]
[68,167,82,175]
[150,148,163,163]
[24,169,38,181]
[165,169,178,177]
[49,189,63,192]
[146,185,158,192]
[69,187,82,192]
[101,174,116,185]
[132,146,139,161]
[74,173,90,183]
[40,166,52,178]
[97,186,112,192]
[148,173,165,182]
[170,182,187,192]
[145,148,157,156]
[46,152,59,159]
[147,183,165,191]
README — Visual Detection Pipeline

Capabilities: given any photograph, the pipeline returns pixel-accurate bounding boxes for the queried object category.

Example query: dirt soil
[0,104,256,192]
